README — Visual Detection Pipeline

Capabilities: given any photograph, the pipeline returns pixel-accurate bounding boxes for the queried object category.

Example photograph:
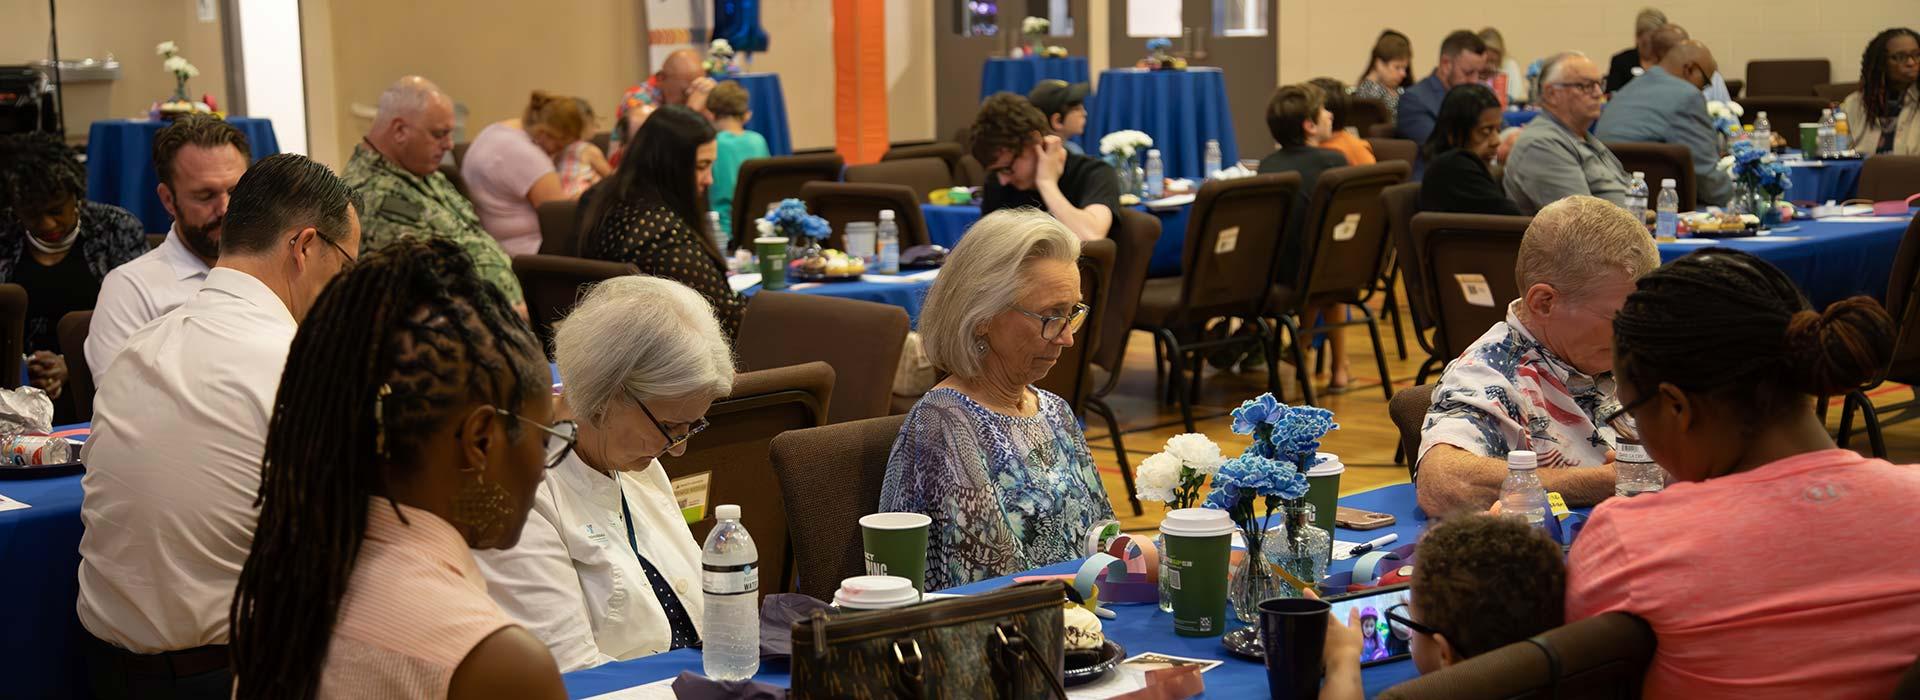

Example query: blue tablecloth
[1504,109,1540,129]
[1089,69,1237,180]
[922,203,1191,278]
[562,483,1441,699]
[722,73,793,156]
[0,473,88,698]
[86,117,281,234]
[981,57,1090,100]
[1783,158,1863,204]
[742,275,933,325]
[1657,215,1911,307]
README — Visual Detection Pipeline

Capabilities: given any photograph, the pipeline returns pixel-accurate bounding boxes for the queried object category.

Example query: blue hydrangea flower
[802,215,831,238]
[1266,405,1338,464]
[1229,394,1281,435]
[1146,37,1172,52]
[1210,455,1310,501]
[1204,484,1243,511]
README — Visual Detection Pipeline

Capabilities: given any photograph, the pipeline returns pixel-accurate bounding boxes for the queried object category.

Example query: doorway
[1108,0,1277,157]
[934,0,1091,143]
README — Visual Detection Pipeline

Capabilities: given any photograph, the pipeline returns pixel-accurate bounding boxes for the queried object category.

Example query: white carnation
[1728,101,1744,117]
[182,63,199,78]
[1164,433,1225,474]
[163,56,187,72]
[1134,452,1182,502]
[156,41,177,56]
[711,38,732,52]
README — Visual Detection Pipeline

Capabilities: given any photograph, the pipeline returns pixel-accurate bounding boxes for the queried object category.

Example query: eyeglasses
[636,399,710,452]
[1015,303,1090,341]
[1595,392,1655,443]
[1384,603,1439,642]
[1891,51,1920,65]
[495,409,579,469]
[1550,80,1605,95]
[297,231,357,270]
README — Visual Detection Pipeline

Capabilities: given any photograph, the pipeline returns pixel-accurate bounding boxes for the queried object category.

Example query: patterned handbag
[789,580,1071,700]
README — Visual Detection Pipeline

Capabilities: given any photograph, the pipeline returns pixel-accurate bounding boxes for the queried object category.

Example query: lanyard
[620,491,641,561]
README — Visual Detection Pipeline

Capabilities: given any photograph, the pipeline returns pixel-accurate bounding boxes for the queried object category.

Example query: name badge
[584,523,612,548]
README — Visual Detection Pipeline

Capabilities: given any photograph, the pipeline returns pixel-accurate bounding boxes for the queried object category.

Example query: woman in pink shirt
[1569,248,1920,699]
[228,238,574,699]
[462,91,588,256]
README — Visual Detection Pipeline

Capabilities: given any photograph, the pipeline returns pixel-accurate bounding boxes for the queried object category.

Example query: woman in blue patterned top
[881,209,1115,591]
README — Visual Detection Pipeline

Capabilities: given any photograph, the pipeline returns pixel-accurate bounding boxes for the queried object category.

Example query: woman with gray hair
[881,209,1114,591]
[476,275,733,672]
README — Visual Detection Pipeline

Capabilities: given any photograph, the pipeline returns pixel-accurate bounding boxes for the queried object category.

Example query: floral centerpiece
[1710,100,1793,224]
[703,38,742,79]
[1136,432,1227,612]
[153,41,214,120]
[1138,38,1187,71]
[1205,394,1337,623]
[1020,17,1059,58]
[1099,130,1153,197]
[768,198,829,246]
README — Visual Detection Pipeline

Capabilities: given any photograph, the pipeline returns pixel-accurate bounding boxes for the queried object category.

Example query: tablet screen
[1326,584,1414,666]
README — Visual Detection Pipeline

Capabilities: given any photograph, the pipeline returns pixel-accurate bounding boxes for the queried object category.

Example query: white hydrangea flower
[1164,433,1225,474]
[163,56,187,73]
[156,41,177,56]
[1022,16,1050,34]
[1134,452,1182,502]
[1099,130,1153,157]
[1728,101,1744,117]
[182,63,199,78]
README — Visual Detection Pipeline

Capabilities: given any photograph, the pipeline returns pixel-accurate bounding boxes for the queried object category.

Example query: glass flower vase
[1155,533,1173,613]
[1268,502,1329,598]
[1229,523,1290,623]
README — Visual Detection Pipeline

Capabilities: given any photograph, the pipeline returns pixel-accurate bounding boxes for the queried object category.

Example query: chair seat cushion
[1133,277,1184,328]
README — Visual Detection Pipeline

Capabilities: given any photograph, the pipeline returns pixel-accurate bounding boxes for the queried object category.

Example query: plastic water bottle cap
[1632,171,1645,179]
[879,209,895,220]
[1660,178,1677,187]
[1508,450,1538,470]
[1147,149,1161,157]
[716,504,741,520]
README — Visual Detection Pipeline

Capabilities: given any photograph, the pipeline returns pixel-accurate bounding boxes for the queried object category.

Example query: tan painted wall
[0,0,228,143]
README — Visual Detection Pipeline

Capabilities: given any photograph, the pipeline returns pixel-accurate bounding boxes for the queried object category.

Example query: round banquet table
[86,117,281,233]
[1781,153,1864,204]
[980,56,1090,100]
[721,73,793,156]
[740,273,934,326]
[1088,68,1237,180]
[1656,214,1912,308]
[1503,109,1540,129]
[923,202,1192,278]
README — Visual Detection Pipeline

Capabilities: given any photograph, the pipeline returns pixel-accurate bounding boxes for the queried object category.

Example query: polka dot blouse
[582,197,747,340]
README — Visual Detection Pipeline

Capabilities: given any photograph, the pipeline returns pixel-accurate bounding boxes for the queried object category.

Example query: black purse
[789,580,1071,700]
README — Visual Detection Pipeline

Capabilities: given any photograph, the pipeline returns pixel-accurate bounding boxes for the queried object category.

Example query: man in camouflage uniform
[343,75,525,309]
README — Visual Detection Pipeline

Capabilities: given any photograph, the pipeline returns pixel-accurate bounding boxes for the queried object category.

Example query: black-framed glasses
[298,231,357,270]
[636,399,710,451]
[1384,603,1439,642]
[495,409,578,469]
[1550,80,1605,95]
[1595,392,1655,443]
[1015,302,1090,341]
[1890,51,1920,65]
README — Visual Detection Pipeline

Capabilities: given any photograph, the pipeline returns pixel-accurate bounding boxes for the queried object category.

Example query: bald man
[343,76,525,308]
[1596,39,1732,206]
[1644,24,1690,64]
[1503,53,1631,213]
[613,49,718,151]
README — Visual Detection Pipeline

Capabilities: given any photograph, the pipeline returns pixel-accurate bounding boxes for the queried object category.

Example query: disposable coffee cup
[754,236,789,291]
[832,575,920,611]
[1799,124,1819,156]
[1160,508,1236,637]
[1304,453,1344,540]
[1259,597,1331,700]
[859,512,932,593]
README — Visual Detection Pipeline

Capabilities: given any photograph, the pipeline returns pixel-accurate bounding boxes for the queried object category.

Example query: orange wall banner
[833,0,887,165]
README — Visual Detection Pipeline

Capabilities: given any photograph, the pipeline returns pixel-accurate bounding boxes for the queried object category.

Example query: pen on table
[1347,533,1399,558]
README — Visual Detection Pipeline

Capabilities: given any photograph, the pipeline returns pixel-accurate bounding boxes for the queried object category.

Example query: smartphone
[1335,506,1396,530]
[1325,583,1414,666]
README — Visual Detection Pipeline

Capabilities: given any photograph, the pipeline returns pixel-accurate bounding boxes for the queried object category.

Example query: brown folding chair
[1348,98,1392,140]
[452,141,472,171]
[1378,612,1656,699]
[1036,239,1115,415]
[510,255,638,355]
[1379,182,1422,362]
[883,142,967,186]
[1386,184,1453,386]
[1269,162,1413,404]
[536,199,582,256]
[771,414,906,601]
[1736,97,1828,150]
[1858,156,1920,203]
[662,361,834,603]
[1606,141,1697,212]
[1836,214,1920,458]
[1133,173,1302,432]
[845,158,955,201]
[1814,82,1861,103]
[956,154,987,188]
[731,154,847,249]
[1085,209,1162,514]
[797,181,931,250]
[1725,79,1745,99]
[1367,138,1419,166]
[1744,59,1830,97]
[437,161,472,202]
[58,311,94,422]
[1367,123,1399,139]
[1389,384,1434,476]
[0,285,23,390]
[737,291,909,425]
[1412,212,1531,365]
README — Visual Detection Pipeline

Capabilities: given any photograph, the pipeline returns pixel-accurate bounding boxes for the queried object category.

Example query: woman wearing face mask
[475,275,733,672]
[0,133,146,404]
[1418,84,1522,215]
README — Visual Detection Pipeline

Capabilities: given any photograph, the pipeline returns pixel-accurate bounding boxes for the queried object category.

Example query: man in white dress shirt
[85,114,251,382]
[76,154,360,699]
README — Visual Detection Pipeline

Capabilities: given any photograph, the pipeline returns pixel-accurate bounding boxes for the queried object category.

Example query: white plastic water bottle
[1626,171,1648,228]
[1753,110,1773,152]
[1833,104,1852,154]
[1144,149,1164,198]
[1655,179,1679,238]
[1817,108,1836,158]
[708,211,729,253]
[1202,140,1221,180]
[1614,437,1669,497]
[701,504,760,680]
[876,209,900,275]
[1498,451,1550,531]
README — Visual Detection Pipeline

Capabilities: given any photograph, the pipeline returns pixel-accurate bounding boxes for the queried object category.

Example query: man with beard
[86,115,249,381]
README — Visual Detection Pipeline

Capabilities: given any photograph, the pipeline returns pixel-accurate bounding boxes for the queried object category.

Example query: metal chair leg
[1383,266,1408,360]
[1254,317,1283,399]
[1281,316,1318,407]
[1157,328,1198,433]
[1416,355,1442,386]
[1837,393,1857,448]
[1355,304,1396,401]
[1089,397,1141,516]
[1853,391,1888,459]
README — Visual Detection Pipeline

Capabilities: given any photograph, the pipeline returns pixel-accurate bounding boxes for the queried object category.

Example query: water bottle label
[1615,442,1651,463]
[702,563,760,595]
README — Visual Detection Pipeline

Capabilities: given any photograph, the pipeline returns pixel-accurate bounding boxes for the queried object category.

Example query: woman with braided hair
[0,133,146,400]
[1840,28,1920,156]
[229,236,573,700]
[1566,249,1920,697]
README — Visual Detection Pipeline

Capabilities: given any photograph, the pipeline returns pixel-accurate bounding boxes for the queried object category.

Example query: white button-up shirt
[76,268,296,653]
[84,226,211,383]
[475,453,704,672]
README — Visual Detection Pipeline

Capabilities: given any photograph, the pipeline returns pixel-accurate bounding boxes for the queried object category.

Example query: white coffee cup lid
[1306,452,1345,477]
[860,512,932,530]
[833,575,919,610]
[1159,508,1235,538]
[754,236,788,244]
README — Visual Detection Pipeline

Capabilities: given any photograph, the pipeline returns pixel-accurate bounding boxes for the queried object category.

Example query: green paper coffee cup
[755,236,789,291]
[1304,453,1345,540]
[860,512,932,593]
[1799,124,1819,156]
[1160,508,1236,637]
